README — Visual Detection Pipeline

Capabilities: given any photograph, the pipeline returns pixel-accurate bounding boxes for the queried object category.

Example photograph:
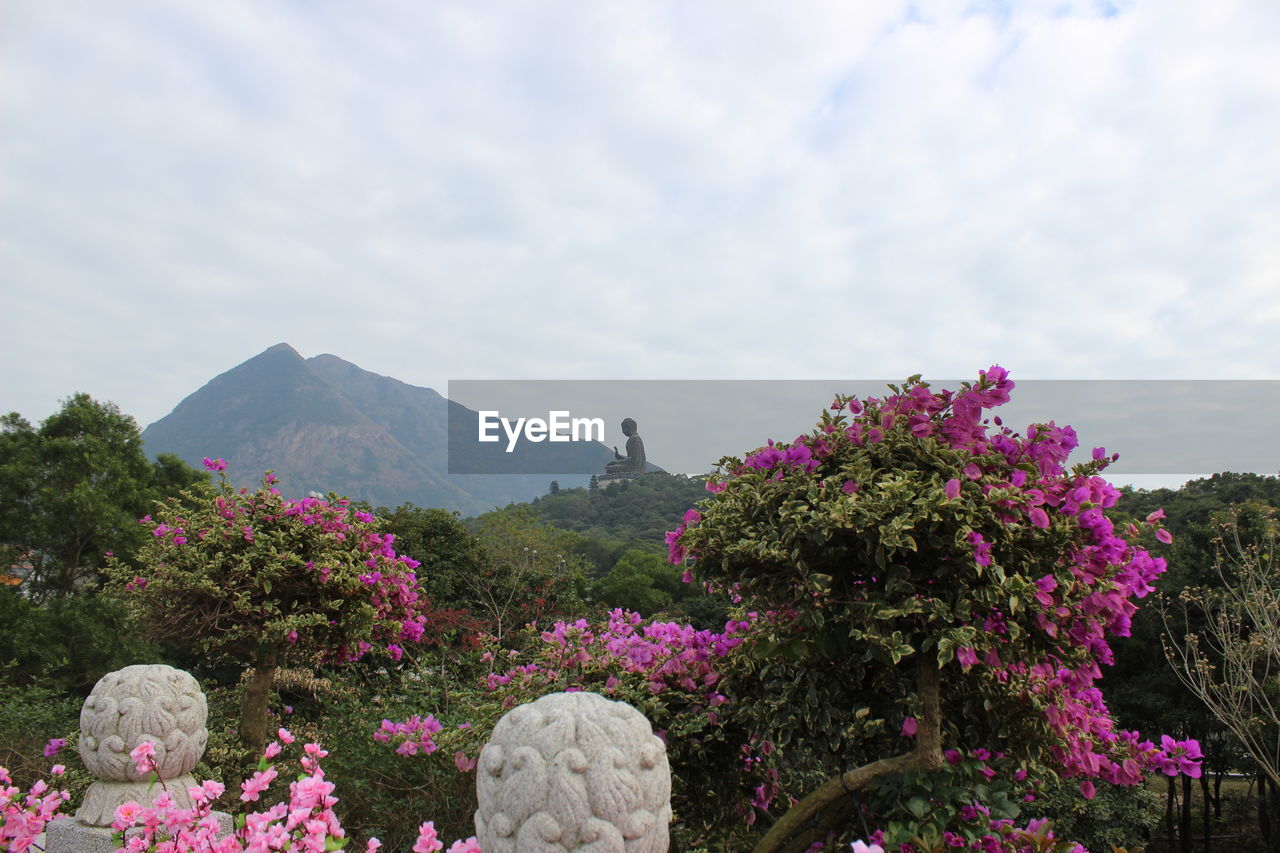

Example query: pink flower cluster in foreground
[1,764,70,852]
[109,732,480,853]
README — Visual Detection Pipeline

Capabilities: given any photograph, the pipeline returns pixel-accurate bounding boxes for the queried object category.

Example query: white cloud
[1,0,1278,433]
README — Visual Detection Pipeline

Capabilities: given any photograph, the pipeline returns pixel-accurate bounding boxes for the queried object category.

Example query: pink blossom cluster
[1,764,70,851]
[372,714,443,756]
[860,815,1086,853]
[483,608,750,706]
[669,367,1199,786]
[136,465,429,663]
[114,733,480,853]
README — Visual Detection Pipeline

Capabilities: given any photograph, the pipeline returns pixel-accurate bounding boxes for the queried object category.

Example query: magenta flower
[945,478,961,499]
[967,531,993,567]
[901,717,918,737]
[43,738,65,757]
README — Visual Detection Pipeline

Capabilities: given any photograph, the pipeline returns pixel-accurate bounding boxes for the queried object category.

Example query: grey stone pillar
[475,691,672,853]
[45,664,230,852]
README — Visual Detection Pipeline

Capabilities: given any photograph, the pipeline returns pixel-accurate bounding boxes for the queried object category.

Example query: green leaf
[907,796,929,819]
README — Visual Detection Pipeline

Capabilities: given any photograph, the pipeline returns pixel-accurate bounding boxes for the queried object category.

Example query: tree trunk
[1200,770,1211,853]
[1214,770,1223,820]
[1260,773,1273,853]
[752,659,944,853]
[1166,776,1177,850]
[1181,772,1192,853]
[240,648,279,757]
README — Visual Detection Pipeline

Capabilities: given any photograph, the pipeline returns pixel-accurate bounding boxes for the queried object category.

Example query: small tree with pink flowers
[668,368,1201,853]
[107,461,432,756]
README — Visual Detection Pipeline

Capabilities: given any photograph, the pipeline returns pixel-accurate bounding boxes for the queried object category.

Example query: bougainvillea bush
[667,368,1199,853]
[372,607,764,850]
[106,462,434,756]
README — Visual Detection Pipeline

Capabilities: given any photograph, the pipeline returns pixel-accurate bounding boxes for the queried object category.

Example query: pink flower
[43,738,65,757]
[202,457,228,472]
[945,478,961,499]
[279,728,295,744]
[129,740,156,774]
[852,842,886,853]
[1146,509,1166,523]
[446,839,483,853]
[1080,780,1096,800]
[414,822,444,853]
[901,717,918,737]
[1156,528,1173,544]
[113,800,142,827]
[240,766,278,801]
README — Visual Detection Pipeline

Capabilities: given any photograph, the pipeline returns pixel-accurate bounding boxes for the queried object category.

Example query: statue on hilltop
[602,418,645,479]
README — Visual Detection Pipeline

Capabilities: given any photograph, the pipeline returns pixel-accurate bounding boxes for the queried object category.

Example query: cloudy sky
[2,1,1278,475]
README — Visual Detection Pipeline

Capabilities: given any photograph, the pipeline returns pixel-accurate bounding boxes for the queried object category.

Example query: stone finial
[74,664,209,826]
[475,691,671,853]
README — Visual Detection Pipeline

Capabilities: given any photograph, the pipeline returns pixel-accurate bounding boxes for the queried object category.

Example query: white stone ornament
[476,691,671,853]
[75,664,209,826]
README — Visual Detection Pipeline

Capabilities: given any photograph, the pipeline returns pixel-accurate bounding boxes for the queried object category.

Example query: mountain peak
[141,348,615,514]
[259,342,303,359]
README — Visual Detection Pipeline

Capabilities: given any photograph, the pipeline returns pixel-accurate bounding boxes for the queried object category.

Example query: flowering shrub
[112,732,480,852]
[1,763,69,852]
[668,368,1199,852]
[371,607,771,848]
[107,462,433,753]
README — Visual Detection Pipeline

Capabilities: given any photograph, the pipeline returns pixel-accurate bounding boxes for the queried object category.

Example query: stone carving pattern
[476,691,671,853]
[79,664,208,782]
[74,664,210,826]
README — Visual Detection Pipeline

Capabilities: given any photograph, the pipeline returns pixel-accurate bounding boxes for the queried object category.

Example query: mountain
[140,344,638,515]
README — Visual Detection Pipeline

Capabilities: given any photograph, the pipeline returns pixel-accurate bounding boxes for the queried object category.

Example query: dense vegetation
[3,384,1278,852]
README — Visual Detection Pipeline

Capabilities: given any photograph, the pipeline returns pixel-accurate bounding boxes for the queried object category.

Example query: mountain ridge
[140,345,624,515]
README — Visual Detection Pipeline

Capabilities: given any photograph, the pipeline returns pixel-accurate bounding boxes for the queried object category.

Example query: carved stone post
[475,691,672,853]
[45,664,222,853]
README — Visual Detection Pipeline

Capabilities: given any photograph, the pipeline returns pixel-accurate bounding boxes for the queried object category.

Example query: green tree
[465,505,589,642]
[107,467,431,755]
[1108,474,1280,846]
[671,371,1193,853]
[0,394,207,600]
[591,548,690,615]
[1161,501,1280,849]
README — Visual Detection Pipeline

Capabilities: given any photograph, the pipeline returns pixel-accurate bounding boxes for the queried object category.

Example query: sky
[2,1,1278,484]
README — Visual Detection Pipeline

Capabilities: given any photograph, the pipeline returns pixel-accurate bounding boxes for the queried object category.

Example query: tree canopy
[0,394,206,600]
[669,369,1200,853]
